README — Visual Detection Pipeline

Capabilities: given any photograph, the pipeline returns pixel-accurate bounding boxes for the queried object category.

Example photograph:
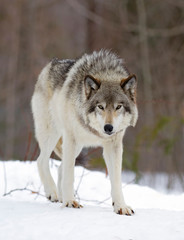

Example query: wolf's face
[84,75,138,138]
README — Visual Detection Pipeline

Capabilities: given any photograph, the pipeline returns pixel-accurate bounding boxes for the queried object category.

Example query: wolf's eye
[98,105,104,110]
[116,105,122,110]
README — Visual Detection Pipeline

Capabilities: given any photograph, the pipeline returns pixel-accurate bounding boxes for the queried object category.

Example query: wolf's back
[34,58,76,98]
[49,58,76,90]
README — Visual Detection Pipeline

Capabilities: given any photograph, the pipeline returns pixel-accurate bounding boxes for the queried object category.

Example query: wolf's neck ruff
[76,113,102,138]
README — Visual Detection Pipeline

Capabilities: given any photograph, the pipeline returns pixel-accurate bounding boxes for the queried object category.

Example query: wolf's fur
[31,50,138,215]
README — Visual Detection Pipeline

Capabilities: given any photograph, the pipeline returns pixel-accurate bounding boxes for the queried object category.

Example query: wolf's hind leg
[32,90,60,202]
[53,138,63,202]
[37,132,60,202]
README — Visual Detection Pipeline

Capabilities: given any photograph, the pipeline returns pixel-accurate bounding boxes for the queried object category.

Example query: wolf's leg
[37,131,60,202]
[103,136,134,215]
[52,138,63,202]
[61,133,82,208]
[57,162,63,202]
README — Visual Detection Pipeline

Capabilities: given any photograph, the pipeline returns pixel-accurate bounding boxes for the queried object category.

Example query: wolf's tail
[54,138,62,159]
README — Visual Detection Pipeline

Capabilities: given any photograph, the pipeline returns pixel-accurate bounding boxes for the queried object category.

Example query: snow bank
[0,160,184,240]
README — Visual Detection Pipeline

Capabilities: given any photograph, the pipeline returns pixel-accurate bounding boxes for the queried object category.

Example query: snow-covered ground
[0,160,184,240]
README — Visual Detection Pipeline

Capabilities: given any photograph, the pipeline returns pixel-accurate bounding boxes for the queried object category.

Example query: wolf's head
[84,74,138,137]
[67,50,138,138]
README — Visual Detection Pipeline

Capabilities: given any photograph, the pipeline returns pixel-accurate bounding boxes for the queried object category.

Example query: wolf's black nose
[104,124,113,135]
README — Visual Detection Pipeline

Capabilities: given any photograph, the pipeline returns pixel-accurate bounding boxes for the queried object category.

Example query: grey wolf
[31,50,138,215]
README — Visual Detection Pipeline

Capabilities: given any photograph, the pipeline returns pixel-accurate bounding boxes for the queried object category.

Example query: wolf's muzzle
[104,124,113,135]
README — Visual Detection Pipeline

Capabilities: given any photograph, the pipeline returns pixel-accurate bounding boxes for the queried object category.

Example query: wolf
[31,50,138,215]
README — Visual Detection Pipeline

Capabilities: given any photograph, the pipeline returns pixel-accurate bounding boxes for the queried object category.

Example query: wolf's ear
[121,74,137,102]
[85,75,101,99]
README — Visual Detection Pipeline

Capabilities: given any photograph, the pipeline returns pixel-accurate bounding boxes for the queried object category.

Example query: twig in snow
[75,168,86,194]
[79,197,111,206]
[3,187,45,198]
[75,168,86,202]
[34,184,43,200]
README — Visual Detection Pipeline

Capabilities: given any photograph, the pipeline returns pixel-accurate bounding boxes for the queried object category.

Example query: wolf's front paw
[45,188,58,202]
[113,202,134,216]
[46,192,58,202]
[64,200,83,208]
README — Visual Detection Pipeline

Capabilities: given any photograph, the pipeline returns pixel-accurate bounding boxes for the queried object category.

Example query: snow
[0,160,184,240]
